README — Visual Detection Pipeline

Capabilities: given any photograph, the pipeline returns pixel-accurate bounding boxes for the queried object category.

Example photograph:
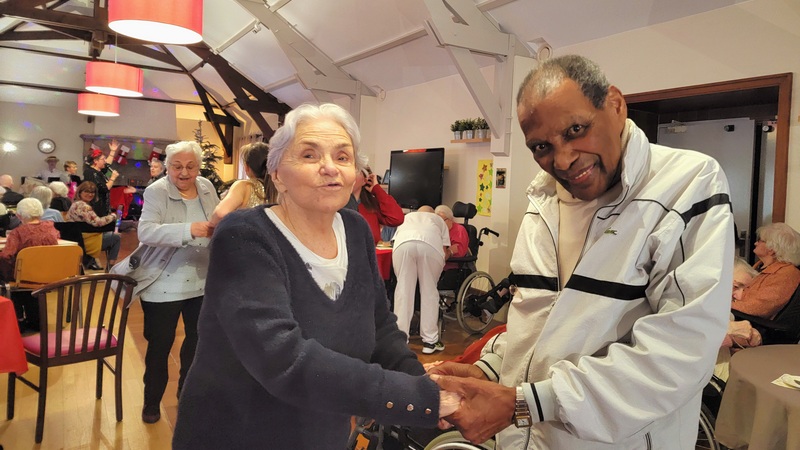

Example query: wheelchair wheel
[425,430,494,450]
[696,403,723,450]
[456,271,495,334]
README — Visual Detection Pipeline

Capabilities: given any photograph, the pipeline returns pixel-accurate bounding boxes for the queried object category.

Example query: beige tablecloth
[715,344,800,450]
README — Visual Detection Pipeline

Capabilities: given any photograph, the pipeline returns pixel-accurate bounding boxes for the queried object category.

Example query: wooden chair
[6,273,137,443]
[1,244,83,295]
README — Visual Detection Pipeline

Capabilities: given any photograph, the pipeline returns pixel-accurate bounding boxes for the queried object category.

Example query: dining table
[0,295,28,374]
[715,344,800,450]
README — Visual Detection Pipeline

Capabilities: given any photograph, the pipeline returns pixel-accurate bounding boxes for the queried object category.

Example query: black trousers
[141,296,203,407]
[10,291,40,332]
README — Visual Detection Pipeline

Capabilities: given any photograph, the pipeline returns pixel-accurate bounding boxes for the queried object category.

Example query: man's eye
[530,143,549,155]
[566,124,586,137]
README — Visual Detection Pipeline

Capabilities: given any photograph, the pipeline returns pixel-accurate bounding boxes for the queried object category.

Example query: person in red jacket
[349,166,404,244]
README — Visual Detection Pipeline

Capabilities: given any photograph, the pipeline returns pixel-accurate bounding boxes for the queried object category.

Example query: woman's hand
[364,173,378,192]
[109,139,119,153]
[190,221,214,238]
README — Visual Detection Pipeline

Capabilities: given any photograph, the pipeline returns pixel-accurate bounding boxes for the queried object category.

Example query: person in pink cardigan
[732,222,800,319]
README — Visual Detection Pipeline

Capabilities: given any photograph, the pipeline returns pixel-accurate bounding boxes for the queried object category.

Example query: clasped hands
[430,362,516,445]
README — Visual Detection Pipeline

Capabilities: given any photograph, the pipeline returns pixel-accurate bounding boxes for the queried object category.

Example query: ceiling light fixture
[78,93,120,117]
[108,0,203,45]
[86,61,143,97]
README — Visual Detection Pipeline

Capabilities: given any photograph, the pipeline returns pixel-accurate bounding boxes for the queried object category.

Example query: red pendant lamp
[86,61,143,97]
[78,93,120,117]
[108,0,203,45]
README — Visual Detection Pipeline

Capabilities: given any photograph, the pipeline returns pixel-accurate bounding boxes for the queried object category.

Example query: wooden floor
[0,226,489,449]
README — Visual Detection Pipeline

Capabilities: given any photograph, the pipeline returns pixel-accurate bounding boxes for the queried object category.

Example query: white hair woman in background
[0,198,60,331]
[48,180,72,213]
[30,185,63,222]
[112,140,219,425]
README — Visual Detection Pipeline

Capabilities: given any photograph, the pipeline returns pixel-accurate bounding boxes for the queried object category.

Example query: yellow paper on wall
[476,159,492,216]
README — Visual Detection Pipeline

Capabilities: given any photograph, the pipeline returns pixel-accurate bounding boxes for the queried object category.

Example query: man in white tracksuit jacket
[431,55,734,449]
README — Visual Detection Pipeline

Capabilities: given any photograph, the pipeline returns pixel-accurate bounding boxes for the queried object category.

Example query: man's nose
[552,142,578,172]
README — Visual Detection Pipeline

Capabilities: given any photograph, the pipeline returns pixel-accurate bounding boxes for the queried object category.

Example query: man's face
[517,79,627,201]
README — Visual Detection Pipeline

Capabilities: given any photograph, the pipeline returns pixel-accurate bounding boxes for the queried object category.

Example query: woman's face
[352,169,367,194]
[732,266,754,301]
[66,164,78,175]
[150,162,163,178]
[753,237,774,261]
[167,152,200,192]
[79,189,96,203]
[93,156,106,169]
[272,118,357,216]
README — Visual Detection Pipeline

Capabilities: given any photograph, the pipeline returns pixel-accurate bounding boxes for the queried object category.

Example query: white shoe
[422,341,445,354]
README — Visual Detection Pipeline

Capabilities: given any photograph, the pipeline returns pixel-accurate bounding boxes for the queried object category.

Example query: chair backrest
[13,244,83,290]
[769,282,800,344]
[30,273,137,365]
[53,221,86,251]
[452,201,479,257]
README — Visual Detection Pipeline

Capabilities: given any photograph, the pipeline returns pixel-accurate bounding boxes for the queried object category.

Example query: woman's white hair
[733,256,757,278]
[165,141,203,167]
[435,205,455,221]
[16,197,44,220]
[49,181,69,197]
[266,103,367,173]
[757,222,800,266]
[30,185,53,210]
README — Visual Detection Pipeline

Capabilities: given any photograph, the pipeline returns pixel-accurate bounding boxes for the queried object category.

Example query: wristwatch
[513,386,532,428]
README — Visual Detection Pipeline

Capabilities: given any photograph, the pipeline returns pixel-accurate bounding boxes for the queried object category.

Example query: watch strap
[513,386,532,428]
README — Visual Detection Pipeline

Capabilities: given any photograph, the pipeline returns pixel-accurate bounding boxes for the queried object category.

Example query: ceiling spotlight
[3,142,17,152]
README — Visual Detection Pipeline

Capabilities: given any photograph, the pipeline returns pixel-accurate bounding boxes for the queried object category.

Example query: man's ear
[606,86,627,119]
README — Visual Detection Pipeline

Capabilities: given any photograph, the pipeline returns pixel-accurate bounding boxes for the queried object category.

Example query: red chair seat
[22,328,117,357]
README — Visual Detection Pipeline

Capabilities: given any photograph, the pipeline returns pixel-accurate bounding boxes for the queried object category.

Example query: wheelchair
[436,201,500,335]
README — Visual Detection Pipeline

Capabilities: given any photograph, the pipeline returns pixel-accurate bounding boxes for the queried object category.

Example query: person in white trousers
[392,205,451,354]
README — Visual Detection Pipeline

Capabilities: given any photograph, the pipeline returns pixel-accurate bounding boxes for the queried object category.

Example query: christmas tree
[193,121,224,194]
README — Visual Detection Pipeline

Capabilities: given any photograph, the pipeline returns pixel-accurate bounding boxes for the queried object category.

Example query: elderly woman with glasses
[66,181,121,270]
[732,222,800,319]
[112,141,219,425]
[173,104,456,449]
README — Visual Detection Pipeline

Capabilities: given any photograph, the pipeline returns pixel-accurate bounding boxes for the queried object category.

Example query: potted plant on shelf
[451,120,463,140]
[462,118,475,139]
[475,118,489,139]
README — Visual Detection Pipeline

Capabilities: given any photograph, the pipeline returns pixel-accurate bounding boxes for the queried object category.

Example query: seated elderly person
[66,181,121,270]
[0,198,60,331]
[715,257,762,381]
[435,204,470,271]
[49,181,72,213]
[30,185,64,222]
[732,222,800,319]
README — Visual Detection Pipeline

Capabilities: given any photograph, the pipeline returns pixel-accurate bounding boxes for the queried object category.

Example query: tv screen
[388,148,444,209]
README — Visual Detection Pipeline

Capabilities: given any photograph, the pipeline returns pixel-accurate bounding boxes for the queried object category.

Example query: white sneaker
[422,341,445,354]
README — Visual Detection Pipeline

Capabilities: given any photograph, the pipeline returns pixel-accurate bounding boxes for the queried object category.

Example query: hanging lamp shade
[78,93,120,117]
[85,61,143,97]
[108,0,203,45]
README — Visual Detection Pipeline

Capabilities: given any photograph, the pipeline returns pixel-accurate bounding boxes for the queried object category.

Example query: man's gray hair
[266,103,367,174]
[756,222,800,266]
[435,204,455,221]
[165,141,203,167]
[30,185,53,210]
[16,197,44,220]
[516,55,610,109]
[49,181,68,197]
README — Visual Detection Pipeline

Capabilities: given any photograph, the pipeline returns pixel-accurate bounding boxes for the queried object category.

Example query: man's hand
[427,361,488,380]
[109,139,119,152]
[431,374,516,444]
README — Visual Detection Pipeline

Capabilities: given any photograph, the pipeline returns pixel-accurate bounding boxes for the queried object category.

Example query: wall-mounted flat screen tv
[388,148,444,209]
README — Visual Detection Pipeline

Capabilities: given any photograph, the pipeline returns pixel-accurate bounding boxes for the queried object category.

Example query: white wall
[557,0,800,229]
[0,101,93,181]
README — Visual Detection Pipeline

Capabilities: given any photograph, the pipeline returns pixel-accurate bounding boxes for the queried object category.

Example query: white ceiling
[0,0,748,119]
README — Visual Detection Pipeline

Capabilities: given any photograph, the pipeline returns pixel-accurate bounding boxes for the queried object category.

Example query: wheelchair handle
[480,227,499,238]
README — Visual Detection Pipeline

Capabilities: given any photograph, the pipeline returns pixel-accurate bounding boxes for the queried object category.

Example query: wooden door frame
[625,73,792,223]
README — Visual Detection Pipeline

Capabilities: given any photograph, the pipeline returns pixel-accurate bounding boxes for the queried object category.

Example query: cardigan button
[406,404,414,412]
[386,402,394,409]
[425,408,432,415]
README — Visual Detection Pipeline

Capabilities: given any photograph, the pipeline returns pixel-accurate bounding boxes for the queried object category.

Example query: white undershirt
[265,209,348,300]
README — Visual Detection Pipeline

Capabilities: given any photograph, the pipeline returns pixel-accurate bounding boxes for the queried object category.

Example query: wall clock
[38,138,56,154]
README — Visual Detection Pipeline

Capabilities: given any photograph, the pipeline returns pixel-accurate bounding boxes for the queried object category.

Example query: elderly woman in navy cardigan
[173,103,457,449]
